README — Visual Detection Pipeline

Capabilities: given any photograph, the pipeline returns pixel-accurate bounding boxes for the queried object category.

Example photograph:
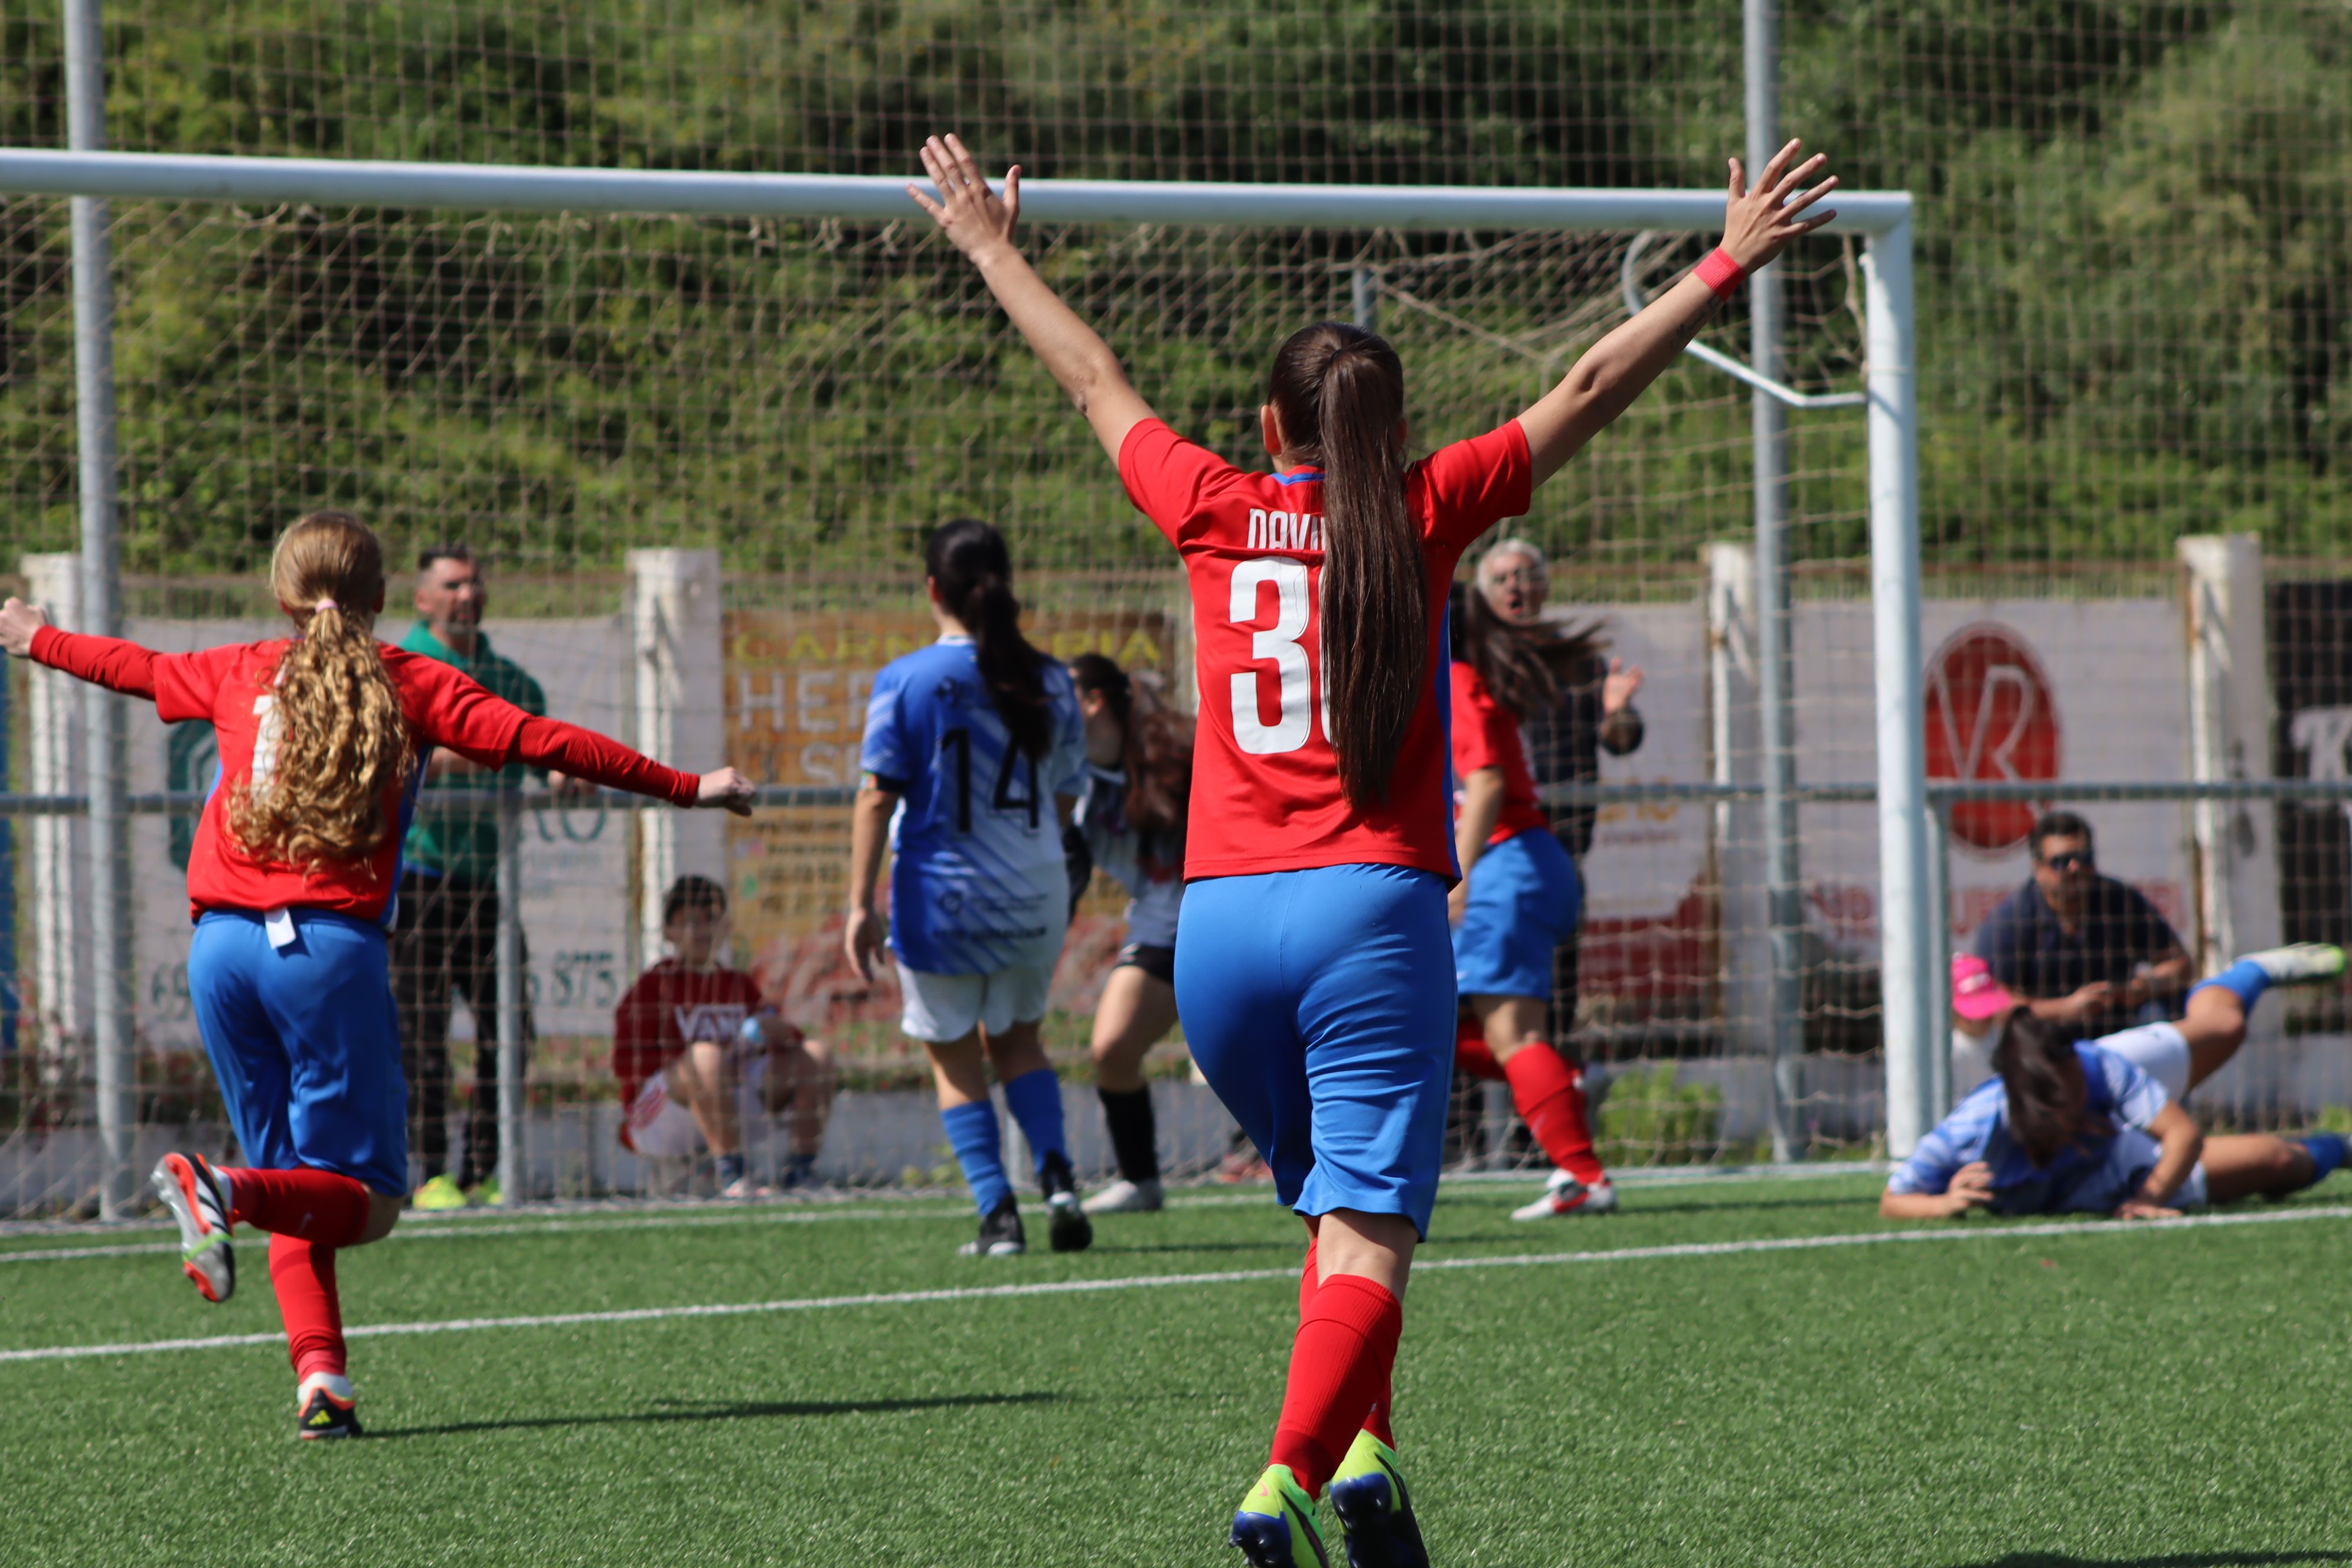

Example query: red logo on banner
[1925,624,2060,853]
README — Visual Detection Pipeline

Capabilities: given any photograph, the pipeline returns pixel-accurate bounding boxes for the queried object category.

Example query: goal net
[0,178,1899,1215]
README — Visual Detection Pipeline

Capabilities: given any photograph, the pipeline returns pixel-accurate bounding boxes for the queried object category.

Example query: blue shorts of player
[187,909,410,1195]
[1175,864,1455,1239]
[1452,827,1580,1000]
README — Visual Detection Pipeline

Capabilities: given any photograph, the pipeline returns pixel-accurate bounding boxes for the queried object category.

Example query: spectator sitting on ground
[1881,1011,2345,1221]
[1971,809,2192,1033]
[613,876,835,1197]
[1949,943,2346,1105]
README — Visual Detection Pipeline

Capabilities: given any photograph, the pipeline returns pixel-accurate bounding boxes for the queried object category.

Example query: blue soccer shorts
[187,909,410,1195]
[1452,827,1580,1001]
[1175,863,1455,1237]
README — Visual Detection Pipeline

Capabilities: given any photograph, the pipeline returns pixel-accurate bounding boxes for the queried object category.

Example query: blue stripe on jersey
[1269,468,1324,486]
[861,638,1087,976]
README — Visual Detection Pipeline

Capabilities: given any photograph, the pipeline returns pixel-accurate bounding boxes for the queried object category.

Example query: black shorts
[1116,942,1177,985]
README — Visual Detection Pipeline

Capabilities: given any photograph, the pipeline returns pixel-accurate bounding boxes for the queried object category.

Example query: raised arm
[3,605,158,701]
[1518,140,1839,488]
[508,716,753,815]
[907,135,1159,465]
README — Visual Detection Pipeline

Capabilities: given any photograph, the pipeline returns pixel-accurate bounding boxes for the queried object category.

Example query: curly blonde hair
[227,511,416,873]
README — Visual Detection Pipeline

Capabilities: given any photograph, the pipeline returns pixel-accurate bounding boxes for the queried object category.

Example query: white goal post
[0,149,1932,1158]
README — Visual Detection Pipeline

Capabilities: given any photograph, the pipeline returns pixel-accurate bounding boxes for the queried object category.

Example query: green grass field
[2,1172,2348,1567]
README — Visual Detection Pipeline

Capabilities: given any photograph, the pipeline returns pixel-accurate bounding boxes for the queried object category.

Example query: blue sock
[1001,1067,1069,1177]
[2190,959,2271,1010]
[2297,1133,2346,1185]
[940,1100,1012,1217]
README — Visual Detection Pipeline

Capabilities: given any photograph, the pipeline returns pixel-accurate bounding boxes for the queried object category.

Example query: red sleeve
[393,652,530,767]
[1411,422,1534,551]
[29,625,159,702]
[512,716,701,807]
[1449,661,1516,778]
[1118,419,1243,547]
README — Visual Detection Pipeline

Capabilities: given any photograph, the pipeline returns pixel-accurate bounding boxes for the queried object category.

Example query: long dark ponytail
[1268,322,1419,808]
[1992,1012,2105,1168]
[1070,652,1193,841]
[926,518,1049,761]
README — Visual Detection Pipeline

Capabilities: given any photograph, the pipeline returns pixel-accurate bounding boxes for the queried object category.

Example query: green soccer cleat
[472,1177,502,1208]
[412,1174,468,1212]
[2241,942,2348,987]
[1229,1464,1329,1568]
[1327,1432,1429,1568]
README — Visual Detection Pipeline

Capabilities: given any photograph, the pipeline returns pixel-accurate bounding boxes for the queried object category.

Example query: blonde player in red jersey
[909,131,1837,1566]
[0,512,752,1438]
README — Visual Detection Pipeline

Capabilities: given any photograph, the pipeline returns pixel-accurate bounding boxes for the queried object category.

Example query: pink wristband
[1695,246,1747,302]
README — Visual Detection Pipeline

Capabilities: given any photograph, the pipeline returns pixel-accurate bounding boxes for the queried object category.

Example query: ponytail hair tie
[313,597,338,612]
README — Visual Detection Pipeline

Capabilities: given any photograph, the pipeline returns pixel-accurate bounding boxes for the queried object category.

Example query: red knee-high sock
[268,1233,347,1383]
[1269,1274,1403,1497]
[220,1165,371,1246]
[1455,1013,1505,1082]
[1503,1041,1607,1185]
[1298,1238,1394,1445]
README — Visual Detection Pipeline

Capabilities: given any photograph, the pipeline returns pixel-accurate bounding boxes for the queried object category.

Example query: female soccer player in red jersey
[1442,581,1615,1219]
[0,512,752,1439]
[909,131,1836,1565]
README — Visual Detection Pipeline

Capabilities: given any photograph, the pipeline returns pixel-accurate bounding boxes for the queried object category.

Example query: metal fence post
[495,789,523,1206]
[1351,267,1378,334]
[1925,796,1953,1126]
[63,0,133,1219]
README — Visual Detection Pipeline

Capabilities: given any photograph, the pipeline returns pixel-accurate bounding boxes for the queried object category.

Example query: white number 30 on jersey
[1228,557,1331,756]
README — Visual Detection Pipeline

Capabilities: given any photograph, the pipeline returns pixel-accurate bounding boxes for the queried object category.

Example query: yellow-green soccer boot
[1229,1464,1330,1567]
[1326,1432,1429,1568]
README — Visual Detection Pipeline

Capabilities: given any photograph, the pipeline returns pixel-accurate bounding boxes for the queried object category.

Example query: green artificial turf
[2,1174,2347,1566]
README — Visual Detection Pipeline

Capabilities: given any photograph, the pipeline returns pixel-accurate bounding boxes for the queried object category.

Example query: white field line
[4,1202,2344,1366]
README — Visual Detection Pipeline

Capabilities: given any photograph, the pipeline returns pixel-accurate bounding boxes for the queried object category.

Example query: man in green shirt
[391,543,574,1208]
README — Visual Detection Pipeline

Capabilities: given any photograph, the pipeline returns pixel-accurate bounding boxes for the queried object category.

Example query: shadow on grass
[368,1389,1064,1440]
[1949,1554,2352,1568]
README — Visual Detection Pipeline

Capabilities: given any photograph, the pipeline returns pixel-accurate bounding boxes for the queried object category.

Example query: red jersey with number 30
[1449,660,1550,847]
[1118,417,1533,881]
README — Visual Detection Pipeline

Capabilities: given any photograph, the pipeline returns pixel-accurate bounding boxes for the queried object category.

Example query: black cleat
[1040,1151,1094,1253]
[296,1376,363,1440]
[959,1195,1027,1257]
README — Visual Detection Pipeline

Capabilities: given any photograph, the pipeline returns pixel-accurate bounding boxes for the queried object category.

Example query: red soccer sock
[1268,1274,1403,1497]
[268,1233,347,1383]
[1455,1013,1505,1082]
[1504,1040,1608,1186]
[220,1165,371,1247]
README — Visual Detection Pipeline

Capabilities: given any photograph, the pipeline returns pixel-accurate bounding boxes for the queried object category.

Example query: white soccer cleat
[1510,1168,1618,1221]
[1080,1178,1164,1214]
[2240,943,2348,986]
[152,1152,235,1304]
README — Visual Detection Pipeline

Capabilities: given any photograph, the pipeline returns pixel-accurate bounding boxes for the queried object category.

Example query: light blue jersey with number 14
[862,636,1087,976]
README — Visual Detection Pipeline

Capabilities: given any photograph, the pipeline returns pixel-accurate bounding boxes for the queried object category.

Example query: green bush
[1597,1061,1723,1167]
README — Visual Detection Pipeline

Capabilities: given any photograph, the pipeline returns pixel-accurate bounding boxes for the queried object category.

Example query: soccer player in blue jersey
[844,519,1093,1257]
[1883,1010,2345,1220]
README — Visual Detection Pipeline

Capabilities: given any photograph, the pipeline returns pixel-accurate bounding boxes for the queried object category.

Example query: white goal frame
[0,149,1933,1161]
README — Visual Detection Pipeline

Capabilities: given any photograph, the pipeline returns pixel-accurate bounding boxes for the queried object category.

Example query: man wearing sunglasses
[1971,809,2193,1031]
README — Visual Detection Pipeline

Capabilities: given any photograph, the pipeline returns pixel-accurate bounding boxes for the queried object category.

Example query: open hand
[907,134,1022,263]
[0,596,49,658]
[2112,1197,2181,1221]
[1602,658,1644,717]
[1719,139,1838,273]
[695,767,756,816]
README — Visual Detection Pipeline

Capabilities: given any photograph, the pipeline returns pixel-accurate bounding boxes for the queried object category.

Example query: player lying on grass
[1066,654,1193,1215]
[1882,1010,2346,1221]
[1951,942,2346,1105]
[844,519,1094,1258]
[1443,580,1615,1219]
[616,875,835,1197]
[0,512,752,1440]
[909,128,1837,1568]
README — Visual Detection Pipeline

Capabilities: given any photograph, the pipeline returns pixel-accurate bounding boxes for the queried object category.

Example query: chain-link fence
[4,2,2350,1217]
